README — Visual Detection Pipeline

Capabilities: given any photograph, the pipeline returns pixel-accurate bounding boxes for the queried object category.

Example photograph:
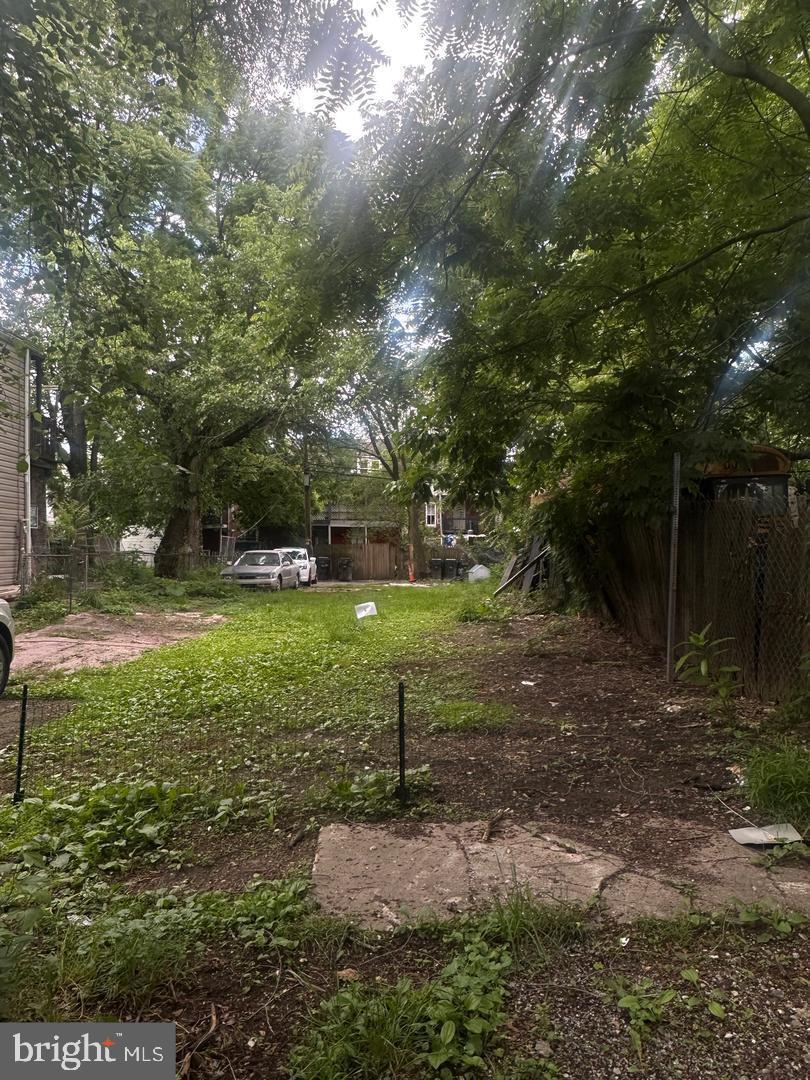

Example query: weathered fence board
[313,543,401,580]
[601,498,809,701]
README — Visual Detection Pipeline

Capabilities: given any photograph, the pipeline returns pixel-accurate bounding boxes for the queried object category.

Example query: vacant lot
[2,583,808,1077]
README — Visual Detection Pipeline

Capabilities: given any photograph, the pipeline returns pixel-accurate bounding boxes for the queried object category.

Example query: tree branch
[674,0,810,137]
[599,210,810,312]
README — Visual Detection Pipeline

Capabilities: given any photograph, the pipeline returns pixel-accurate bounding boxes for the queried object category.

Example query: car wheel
[0,636,10,696]
[293,574,300,589]
[275,574,283,591]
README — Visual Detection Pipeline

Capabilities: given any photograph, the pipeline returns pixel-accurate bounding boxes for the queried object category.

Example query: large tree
[355,1,809,522]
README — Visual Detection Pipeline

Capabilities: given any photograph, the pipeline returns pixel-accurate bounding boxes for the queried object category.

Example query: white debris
[355,602,378,619]
[728,823,802,846]
[467,564,491,581]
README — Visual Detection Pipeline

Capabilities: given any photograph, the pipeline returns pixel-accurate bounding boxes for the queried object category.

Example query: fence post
[13,685,29,804]
[397,680,407,805]
[666,452,682,682]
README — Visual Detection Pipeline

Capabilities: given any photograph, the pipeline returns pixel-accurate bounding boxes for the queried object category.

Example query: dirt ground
[397,612,775,867]
[11,610,226,676]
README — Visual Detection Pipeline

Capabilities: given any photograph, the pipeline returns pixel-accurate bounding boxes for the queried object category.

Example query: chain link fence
[676,496,810,700]
[601,494,809,701]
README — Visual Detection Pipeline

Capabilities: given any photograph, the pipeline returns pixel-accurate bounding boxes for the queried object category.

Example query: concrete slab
[312,821,623,928]
[13,611,225,675]
[312,820,810,928]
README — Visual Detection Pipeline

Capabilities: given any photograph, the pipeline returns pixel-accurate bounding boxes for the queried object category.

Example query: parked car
[220,550,300,590]
[277,547,318,585]
[0,599,15,695]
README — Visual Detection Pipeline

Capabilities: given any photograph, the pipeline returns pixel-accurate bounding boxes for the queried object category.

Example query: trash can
[337,557,353,582]
[316,555,331,581]
[430,558,444,579]
[443,558,458,580]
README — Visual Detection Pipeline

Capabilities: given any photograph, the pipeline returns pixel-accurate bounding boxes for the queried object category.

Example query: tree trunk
[154,457,202,578]
[408,499,427,578]
[60,393,88,479]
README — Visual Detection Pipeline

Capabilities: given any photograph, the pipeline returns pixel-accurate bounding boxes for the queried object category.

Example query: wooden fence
[314,542,401,580]
[597,498,810,701]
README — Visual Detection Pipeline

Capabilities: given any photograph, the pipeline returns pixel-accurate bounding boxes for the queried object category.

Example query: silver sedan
[220,550,300,590]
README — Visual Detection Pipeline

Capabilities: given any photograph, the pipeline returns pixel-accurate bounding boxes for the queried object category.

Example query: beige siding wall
[0,346,25,591]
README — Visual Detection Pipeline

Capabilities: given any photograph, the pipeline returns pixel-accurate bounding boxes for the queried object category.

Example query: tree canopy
[2,0,808,579]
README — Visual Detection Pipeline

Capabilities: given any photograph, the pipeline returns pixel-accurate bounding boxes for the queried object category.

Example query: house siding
[0,344,25,592]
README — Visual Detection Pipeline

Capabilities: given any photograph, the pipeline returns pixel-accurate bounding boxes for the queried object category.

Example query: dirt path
[12,610,226,677]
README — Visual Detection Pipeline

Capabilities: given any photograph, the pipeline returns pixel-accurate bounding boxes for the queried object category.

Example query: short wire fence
[3,679,410,802]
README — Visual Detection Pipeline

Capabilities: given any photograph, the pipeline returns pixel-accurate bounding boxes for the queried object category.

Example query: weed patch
[289,939,510,1078]
[746,740,810,833]
[429,699,512,734]
[311,766,434,819]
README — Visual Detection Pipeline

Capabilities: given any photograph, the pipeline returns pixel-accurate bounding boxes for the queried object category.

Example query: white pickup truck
[0,599,15,695]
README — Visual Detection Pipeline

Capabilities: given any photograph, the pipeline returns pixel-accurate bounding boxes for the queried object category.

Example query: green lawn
[17,583,483,795]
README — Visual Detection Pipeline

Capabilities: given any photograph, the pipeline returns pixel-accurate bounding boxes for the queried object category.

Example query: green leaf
[440,1020,456,1045]
[707,1001,726,1019]
[680,968,699,985]
[427,1050,450,1069]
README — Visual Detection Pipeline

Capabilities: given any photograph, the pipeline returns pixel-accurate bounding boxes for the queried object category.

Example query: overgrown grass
[11,584,488,794]
[289,939,510,1079]
[4,876,318,1019]
[746,740,810,833]
[11,565,251,633]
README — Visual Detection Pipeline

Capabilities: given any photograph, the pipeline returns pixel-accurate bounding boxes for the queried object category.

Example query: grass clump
[474,887,586,961]
[289,939,510,1079]
[456,596,503,624]
[746,740,810,833]
[429,699,512,734]
[312,766,434,819]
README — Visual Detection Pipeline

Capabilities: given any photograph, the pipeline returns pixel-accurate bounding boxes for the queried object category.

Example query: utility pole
[303,436,312,547]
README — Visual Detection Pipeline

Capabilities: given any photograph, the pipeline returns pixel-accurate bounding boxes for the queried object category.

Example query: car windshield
[238,552,279,567]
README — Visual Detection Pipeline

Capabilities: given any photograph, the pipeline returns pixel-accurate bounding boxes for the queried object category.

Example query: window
[238,552,279,566]
[30,505,39,529]
[425,502,437,527]
[281,554,293,565]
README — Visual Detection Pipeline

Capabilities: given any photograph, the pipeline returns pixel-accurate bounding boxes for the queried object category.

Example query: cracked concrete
[312,819,810,928]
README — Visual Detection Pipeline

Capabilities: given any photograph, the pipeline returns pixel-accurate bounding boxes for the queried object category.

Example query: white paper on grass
[355,602,378,620]
[728,823,802,846]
